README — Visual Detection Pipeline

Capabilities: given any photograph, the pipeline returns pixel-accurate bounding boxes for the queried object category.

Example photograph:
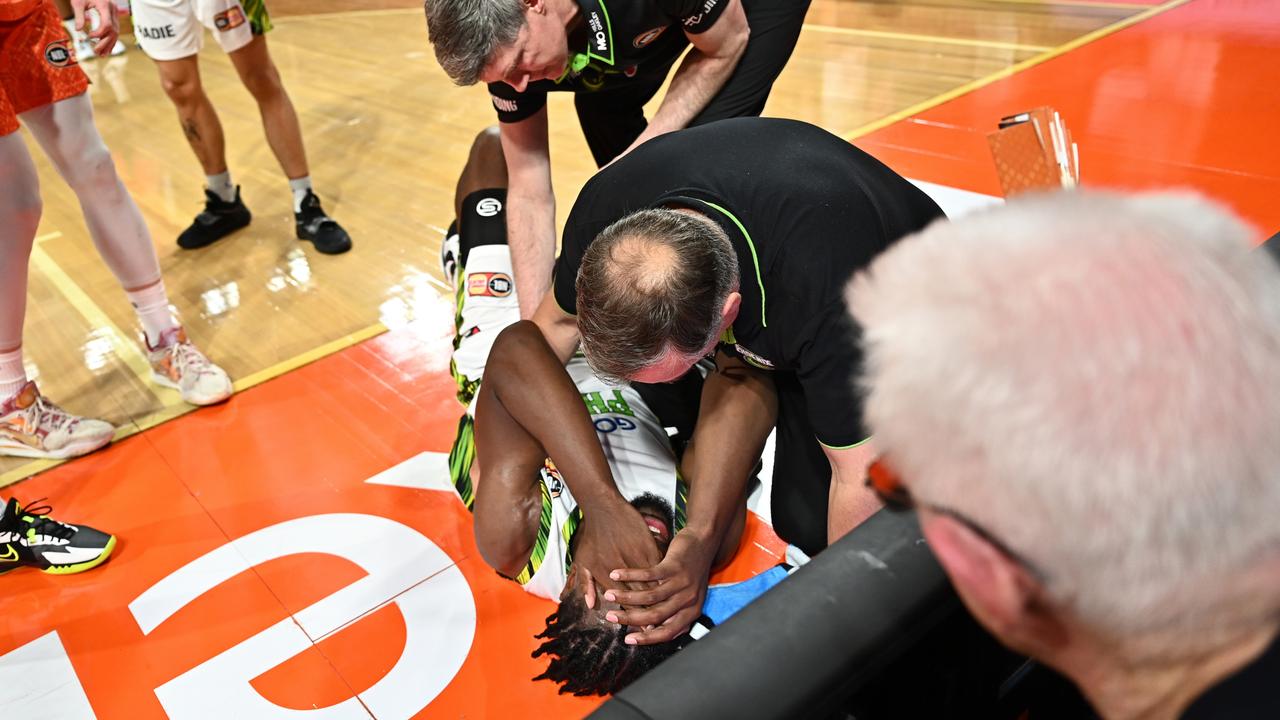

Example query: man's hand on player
[603,529,717,645]
[72,0,119,57]
[573,499,663,605]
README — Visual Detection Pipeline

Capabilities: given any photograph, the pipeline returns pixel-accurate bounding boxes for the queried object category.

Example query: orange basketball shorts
[0,0,88,136]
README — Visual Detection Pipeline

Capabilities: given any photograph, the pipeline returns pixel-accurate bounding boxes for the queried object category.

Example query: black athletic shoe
[178,187,252,249]
[295,190,352,255]
[0,498,116,575]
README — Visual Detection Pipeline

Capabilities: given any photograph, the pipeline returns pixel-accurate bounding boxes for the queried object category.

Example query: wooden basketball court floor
[2,0,1278,716]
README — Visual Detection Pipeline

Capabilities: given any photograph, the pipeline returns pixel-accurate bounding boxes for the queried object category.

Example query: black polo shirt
[553,117,945,448]
[488,0,729,123]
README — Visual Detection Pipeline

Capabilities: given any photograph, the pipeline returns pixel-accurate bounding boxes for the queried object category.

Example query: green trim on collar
[819,436,872,451]
[695,199,767,328]
[588,0,616,65]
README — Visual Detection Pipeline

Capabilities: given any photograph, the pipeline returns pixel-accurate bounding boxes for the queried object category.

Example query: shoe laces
[19,393,77,435]
[15,499,76,541]
[167,340,216,380]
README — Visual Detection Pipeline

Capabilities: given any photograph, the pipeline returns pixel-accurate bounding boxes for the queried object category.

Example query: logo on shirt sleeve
[683,0,720,27]
[491,96,519,113]
[633,26,667,48]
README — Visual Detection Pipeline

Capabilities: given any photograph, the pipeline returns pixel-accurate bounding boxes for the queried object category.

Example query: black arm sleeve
[487,81,549,124]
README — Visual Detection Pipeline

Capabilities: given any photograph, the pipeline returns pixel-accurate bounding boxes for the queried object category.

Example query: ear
[720,291,741,330]
[921,512,1064,655]
[524,0,545,13]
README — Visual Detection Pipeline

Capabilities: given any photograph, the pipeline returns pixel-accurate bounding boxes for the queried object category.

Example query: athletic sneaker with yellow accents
[0,498,116,575]
[147,327,233,406]
[0,382,115,459]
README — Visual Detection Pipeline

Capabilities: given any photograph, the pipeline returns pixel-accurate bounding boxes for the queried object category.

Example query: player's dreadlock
[532,589,688,696]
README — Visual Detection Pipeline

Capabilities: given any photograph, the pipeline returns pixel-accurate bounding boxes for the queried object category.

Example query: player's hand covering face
[568,494,674,617]
[602,530,719,645]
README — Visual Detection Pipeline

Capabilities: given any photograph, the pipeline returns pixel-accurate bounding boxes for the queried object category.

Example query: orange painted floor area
[0,314,787,718]
[856,0,1280,237]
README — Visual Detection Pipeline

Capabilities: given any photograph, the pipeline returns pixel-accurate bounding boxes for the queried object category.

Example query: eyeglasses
[865,456,1048,582]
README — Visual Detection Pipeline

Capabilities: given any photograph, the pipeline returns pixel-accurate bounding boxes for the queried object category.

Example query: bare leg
[227,35,307,179]
[153,54,228,175]
[0,132,41,357]
[21,94,162,292]
[455,126,508,220]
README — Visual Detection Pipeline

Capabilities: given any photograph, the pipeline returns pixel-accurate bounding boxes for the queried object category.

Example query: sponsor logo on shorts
[467,272,513,298]
[633,26,667,48]
[44,39,74,68]
[214,7,246,31]
[474,197,503,217]
[544,460,565,497]
[491,96,519,113]
[136,24,177,40]
[623,65,637,77]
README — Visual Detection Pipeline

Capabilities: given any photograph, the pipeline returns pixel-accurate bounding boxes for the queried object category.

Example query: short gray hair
[424,0,525,86]
[577,209,739,382]
[849,190,1280,659]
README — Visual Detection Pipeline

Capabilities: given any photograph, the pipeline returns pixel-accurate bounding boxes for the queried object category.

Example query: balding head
[577,208,740,383]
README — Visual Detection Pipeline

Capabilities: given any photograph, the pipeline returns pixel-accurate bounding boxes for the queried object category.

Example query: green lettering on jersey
[605,389,634,416]
[582,391,608,415]
[581,389,635,416]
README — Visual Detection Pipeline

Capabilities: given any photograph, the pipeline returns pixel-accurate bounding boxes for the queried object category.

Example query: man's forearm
[505,188,557,319]
[680,358,777,546]
[624,44,745,153]
[826,444,881,545]
[483,321,624,510]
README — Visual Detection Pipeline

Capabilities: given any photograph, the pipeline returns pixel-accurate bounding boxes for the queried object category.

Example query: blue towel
[701,565,790,625]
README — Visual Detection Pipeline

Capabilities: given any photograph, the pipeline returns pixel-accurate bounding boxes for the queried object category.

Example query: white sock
[0,348,27,403]
[127,281,179,347]
[289,176,313,213]
[206,171,236,203]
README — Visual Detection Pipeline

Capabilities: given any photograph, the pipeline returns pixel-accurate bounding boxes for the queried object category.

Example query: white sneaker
[0,382,115,459]
[146,327,233,406]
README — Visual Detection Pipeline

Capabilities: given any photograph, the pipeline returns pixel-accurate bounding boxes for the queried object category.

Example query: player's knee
[471,126,503,160]
[8,191,42,239]
[160,73,203,107]
[458,126,508,199]
[61,143,118,195]
[240,63,284,103]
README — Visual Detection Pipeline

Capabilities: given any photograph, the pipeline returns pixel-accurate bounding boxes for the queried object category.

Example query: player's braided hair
[532,590,687,696]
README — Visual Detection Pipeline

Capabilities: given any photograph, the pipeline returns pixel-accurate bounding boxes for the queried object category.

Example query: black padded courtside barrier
[589,509,958,720]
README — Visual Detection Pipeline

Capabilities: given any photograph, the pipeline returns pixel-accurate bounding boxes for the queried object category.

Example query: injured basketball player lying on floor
[447,251,794,696]
[442,182,792,696]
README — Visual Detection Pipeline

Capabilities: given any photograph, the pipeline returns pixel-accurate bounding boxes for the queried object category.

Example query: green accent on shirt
[695,200,767,328]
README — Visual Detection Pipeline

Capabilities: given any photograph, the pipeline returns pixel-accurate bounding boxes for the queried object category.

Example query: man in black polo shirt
[524,117,945,644]
[425,0,809,318]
